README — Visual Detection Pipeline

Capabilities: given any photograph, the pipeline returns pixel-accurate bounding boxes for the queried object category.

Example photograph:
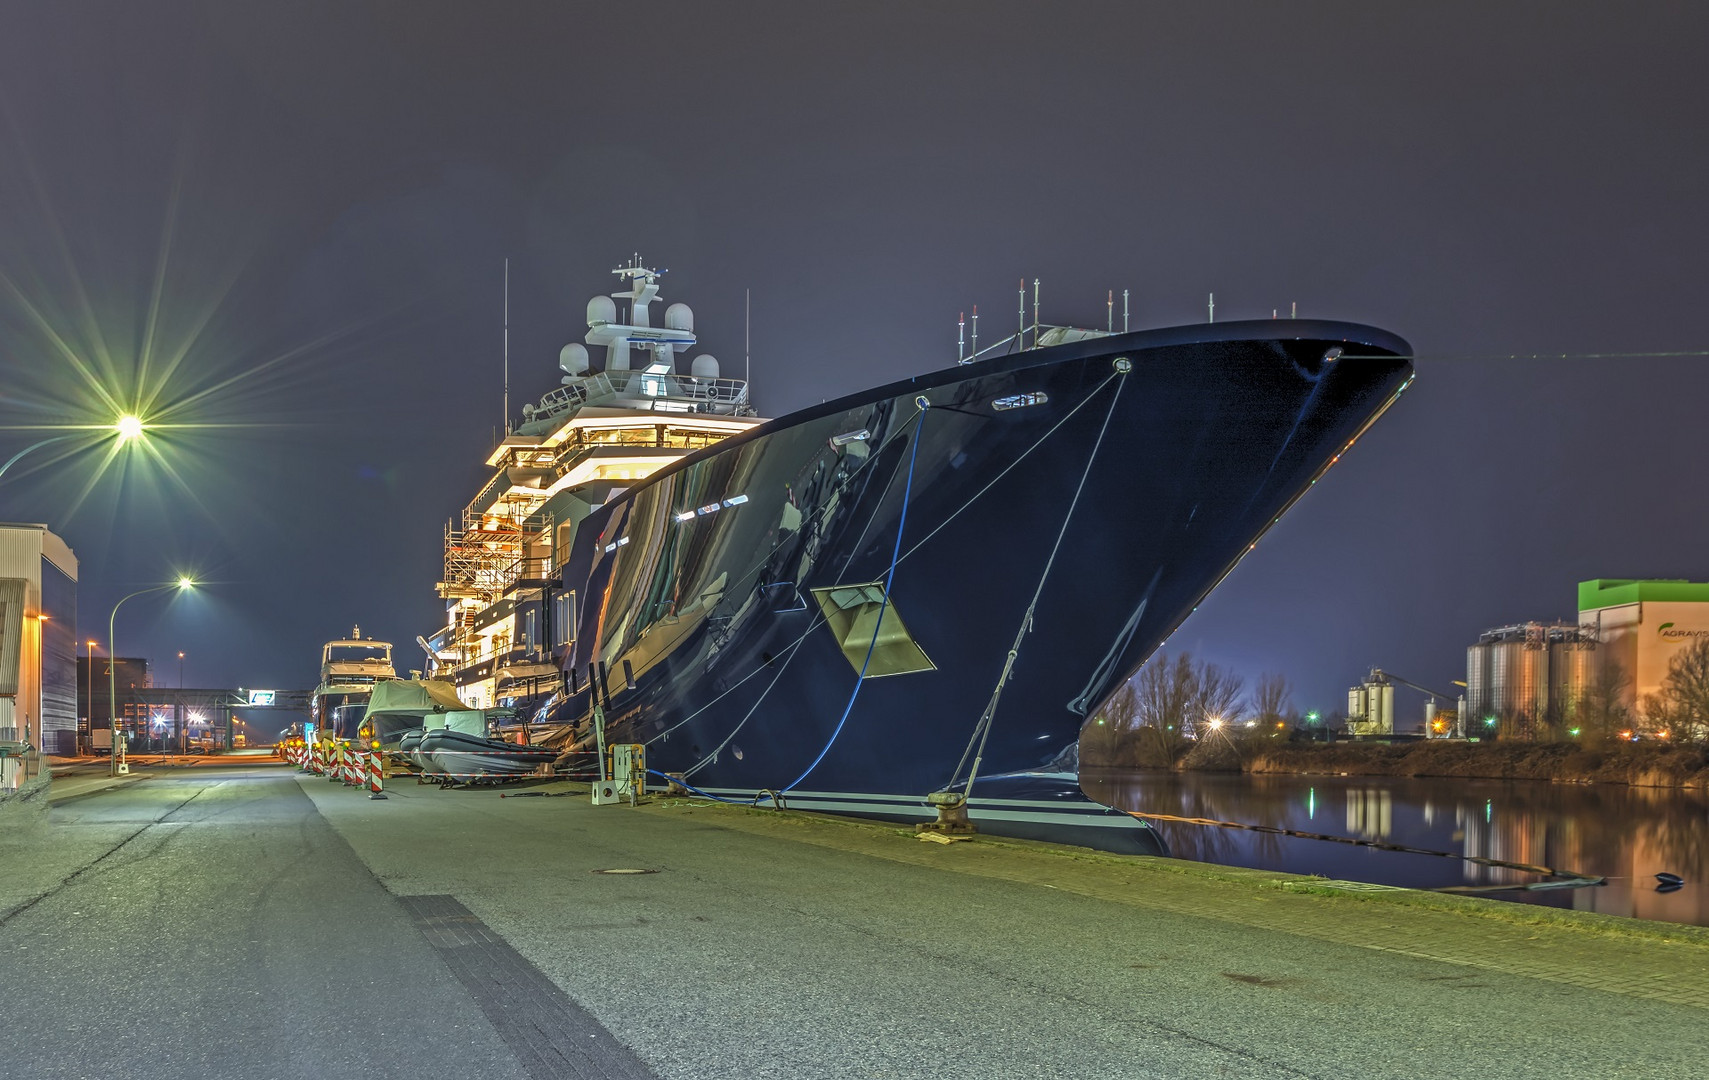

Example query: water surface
[1081,767,1709,927]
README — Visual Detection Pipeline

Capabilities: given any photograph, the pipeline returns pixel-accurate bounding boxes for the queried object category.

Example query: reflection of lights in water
[1345,787,1392,839]
[1091,769,1709,926]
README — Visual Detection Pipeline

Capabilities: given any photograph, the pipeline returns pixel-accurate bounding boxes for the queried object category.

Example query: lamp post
[86,640,98,755]
[109,578,195,776]
[0,416,147,484]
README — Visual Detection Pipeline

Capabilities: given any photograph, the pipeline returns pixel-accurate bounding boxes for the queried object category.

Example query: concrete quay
[1,762,1705,1079]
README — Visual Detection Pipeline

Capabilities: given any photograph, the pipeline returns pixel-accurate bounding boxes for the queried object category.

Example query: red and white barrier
[366,751,386,800]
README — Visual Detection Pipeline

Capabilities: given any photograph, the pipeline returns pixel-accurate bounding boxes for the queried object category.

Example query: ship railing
[502,555,555,589]
[531,374,614,422]
[609,371,750,409]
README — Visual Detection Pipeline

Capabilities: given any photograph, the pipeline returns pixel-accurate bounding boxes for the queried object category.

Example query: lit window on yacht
[722,494,748,507]
[992,391,1048,411]
[617,536,631,546]
[697,502,721,516]
[604,543,618,553]
[674,510,697,523]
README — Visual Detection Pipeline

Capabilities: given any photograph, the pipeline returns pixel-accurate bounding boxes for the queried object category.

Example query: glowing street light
[108,576,196,776]
[0,414,151,483]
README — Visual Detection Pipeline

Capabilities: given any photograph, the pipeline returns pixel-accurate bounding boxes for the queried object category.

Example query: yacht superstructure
[428,260,765,710]
[310,629,396,739]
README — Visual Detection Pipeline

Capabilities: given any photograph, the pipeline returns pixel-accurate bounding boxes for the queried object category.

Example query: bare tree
[1079,679,1140,768]
[1575,656,1633,744]
[1190,660,1246,733]
[1252,672,1292,728]
[1101,679,1141,734]
[1133,652,1195,734]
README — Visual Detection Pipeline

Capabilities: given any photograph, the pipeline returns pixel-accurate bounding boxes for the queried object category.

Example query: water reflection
[1081,768,1709,927]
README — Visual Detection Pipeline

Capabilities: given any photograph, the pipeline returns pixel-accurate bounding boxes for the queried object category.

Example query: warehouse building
[1577,579,1709,710]
[1,523,79,790]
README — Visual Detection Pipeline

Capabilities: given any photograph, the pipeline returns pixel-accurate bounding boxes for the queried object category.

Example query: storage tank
[1464,622,1598,733]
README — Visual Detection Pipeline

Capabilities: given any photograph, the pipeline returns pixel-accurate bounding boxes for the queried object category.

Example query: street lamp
[0,415,148,483]
[108,577,195,776]
[86,640,98,754]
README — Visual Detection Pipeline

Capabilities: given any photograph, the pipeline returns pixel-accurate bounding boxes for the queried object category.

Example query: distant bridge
[116,687,312,751]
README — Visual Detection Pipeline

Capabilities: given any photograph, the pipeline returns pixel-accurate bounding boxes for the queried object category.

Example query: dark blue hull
[536,320,1411,849]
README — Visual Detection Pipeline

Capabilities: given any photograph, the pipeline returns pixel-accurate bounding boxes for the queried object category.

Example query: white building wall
[0,523,80,761]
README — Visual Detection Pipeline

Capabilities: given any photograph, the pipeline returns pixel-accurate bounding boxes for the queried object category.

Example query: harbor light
[178,577,195,590]
[114,415,145,442]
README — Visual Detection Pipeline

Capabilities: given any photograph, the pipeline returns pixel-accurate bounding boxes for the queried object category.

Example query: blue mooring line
[781,404,926,794]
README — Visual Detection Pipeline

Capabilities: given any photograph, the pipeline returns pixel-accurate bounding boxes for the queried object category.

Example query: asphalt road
[3,764,1706,1079]
[0,766,530,1080]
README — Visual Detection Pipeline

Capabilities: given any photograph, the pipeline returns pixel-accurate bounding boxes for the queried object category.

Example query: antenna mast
[745,288,751,387]
[1017,280,1025,350]
[1032,279,1040,347]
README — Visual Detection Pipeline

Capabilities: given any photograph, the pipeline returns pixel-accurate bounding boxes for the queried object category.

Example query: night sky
[2,3,1706,734]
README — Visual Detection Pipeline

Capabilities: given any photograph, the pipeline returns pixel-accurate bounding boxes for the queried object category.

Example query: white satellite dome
[559,343,589,375]
[690,354,719,378]
[586,295,616,326]
[664,303,694,332]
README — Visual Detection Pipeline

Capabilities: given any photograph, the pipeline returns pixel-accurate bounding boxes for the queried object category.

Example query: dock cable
[943,363,1130,802]
[1123,810,1606,893]
[781,397,929,794]
[677,407,935,778]
[634,367,1122,786]
[643,410,926,751]
[644,767,746,804]
[639,371,1112,755]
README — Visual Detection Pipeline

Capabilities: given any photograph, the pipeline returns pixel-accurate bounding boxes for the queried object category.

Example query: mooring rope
[944,360,1131,800]
[781,398,929,794]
